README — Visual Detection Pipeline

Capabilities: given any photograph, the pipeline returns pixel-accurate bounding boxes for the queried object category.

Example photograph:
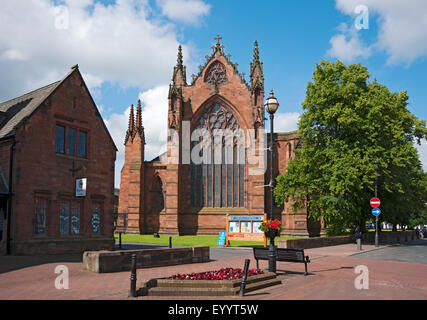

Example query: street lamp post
[374,160,379,247]
[265,89,279,273]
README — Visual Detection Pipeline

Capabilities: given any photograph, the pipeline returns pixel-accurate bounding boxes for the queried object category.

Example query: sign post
[370,197,380,247]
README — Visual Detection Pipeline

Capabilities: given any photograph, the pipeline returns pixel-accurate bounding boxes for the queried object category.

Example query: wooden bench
[253,247,311,275]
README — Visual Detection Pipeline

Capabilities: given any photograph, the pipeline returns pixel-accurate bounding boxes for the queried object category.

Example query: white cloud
[156,0,210,24]
[332,0,427,64]
[138,86,169,161]
[0,0,211,189]
[273,112,300,133]
[0,0,201,100]
[327,33,372,63]
[104,85,169,187]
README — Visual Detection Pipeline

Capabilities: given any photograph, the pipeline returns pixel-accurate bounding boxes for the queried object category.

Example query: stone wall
[83,246,210,273]
[277,231,417,249]
[13,238,114,255]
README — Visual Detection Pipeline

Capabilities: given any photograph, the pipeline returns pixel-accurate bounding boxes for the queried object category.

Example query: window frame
[91,202,103,235]
[56,123,88,159]
[55,125,66,154]
[59,199,83,236]
[34,196,49,235]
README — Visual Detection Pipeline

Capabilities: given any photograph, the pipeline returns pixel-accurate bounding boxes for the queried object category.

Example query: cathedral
[118,36,323,238]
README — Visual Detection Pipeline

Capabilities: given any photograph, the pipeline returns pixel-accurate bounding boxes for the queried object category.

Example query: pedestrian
[355,226,362,250]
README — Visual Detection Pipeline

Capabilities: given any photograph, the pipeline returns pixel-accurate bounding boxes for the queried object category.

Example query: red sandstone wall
[9,69,116,254]
[119,45,313,237]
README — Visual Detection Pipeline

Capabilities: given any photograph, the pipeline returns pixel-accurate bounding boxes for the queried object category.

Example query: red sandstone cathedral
[118,36,323,237]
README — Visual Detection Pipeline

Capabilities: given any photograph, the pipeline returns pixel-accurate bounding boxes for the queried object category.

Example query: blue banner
[217,231,227,246]
[229,216,263,221]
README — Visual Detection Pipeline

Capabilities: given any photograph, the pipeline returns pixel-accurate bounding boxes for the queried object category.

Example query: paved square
[0,241,426,300]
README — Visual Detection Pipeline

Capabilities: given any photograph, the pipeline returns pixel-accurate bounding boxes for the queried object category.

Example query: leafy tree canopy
[274,60,427,232]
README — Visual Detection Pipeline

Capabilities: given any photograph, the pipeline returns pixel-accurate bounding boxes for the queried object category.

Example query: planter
[139,272,281,296]
[264,229,280,239]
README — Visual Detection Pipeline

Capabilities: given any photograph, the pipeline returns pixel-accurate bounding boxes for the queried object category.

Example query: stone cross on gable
[215,34,222,46]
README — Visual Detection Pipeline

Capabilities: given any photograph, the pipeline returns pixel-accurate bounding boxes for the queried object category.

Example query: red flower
[167,268,264,280]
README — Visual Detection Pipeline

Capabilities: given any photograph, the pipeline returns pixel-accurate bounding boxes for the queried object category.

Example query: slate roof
[0,66,117,151]
[0,81,61,139]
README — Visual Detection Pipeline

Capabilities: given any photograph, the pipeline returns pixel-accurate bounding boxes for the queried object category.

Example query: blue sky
[1,0,426,186]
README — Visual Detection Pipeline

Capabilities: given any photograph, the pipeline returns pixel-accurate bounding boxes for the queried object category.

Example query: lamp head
[264,89,279,115]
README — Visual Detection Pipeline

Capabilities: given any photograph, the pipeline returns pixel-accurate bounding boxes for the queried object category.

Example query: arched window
[190,103,244,208]
[151,176,164,213]
[204,61,227,85]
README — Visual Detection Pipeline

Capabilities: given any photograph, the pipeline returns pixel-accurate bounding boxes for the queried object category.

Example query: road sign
[372,208,381,216]
[370,197,381,208]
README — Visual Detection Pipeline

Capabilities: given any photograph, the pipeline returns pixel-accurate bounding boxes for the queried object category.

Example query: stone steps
[139,272,282,296]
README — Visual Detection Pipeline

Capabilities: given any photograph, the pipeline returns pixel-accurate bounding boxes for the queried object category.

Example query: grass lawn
[114,233,300,248]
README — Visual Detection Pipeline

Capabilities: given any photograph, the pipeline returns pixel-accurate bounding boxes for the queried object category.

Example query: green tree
[274,60,427,235]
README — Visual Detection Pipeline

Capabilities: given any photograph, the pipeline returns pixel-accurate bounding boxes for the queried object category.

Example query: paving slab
[0,240,425,300]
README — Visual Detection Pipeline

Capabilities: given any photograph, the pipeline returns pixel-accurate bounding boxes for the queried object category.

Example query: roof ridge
[0,80,61,106]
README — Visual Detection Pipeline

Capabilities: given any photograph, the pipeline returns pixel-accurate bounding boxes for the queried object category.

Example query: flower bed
[168,267,264,281]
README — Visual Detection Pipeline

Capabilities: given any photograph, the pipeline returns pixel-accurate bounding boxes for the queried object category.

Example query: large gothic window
[190,103,245,208]
[204,61,227,85]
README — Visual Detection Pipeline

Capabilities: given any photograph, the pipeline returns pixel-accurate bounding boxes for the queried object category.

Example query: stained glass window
[60,202,69,235]
[190,103,244,208]
[92,203,101,234]
[34,198,47,235]
[71,202,80,235]
[204,61,227,85]
[60,201,81,235]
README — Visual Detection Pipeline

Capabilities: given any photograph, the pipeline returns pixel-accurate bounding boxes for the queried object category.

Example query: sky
[1,0,426,187]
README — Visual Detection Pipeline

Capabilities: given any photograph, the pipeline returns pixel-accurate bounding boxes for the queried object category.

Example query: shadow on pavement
[0,254,83,274]
[312,266,354,273]
[0,243,169,275]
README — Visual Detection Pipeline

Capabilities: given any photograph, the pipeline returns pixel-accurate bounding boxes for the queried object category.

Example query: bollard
[239,259,250,296]
[356,238,362,251]
[130,253,137,297]
[119,232,122,250]
[169,236,172,248]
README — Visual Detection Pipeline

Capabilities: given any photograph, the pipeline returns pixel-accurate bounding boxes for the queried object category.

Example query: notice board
[226,214,267,247]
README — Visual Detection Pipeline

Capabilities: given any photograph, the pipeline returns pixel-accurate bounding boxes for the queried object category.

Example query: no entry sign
[370,198,381,208]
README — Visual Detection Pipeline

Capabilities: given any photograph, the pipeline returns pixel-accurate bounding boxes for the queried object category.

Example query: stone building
[118,37,322,237]
[0,65,117,255]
